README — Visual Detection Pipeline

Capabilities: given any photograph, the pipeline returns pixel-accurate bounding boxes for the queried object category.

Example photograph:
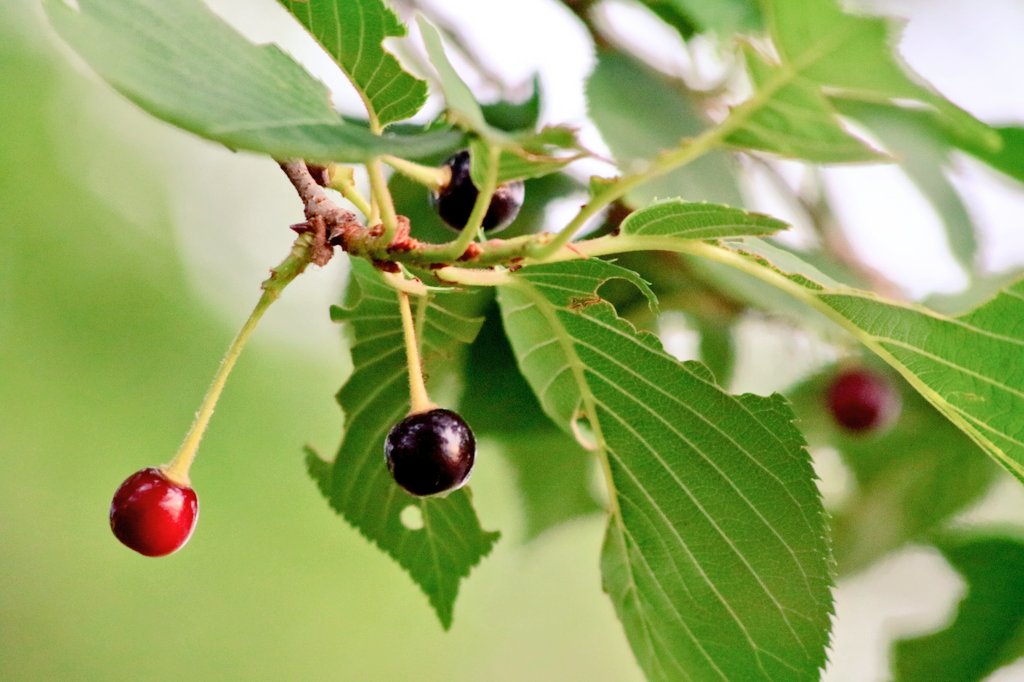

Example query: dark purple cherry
[826,368,900,434]
[110,468,199,557]
[385,408,476,496]
[430,150,524,234]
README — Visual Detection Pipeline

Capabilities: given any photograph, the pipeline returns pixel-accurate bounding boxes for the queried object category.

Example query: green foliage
[894,534,1024,681]
[459,308,601,539]
[725,45,884,163]
[763,0,996,149]
[42,0,459,161]
[310,260,498,628]
[35,0,1024,680]
[618,199,786,240]
[788,365,997,575]
[280,0,427,126]
[587,52,743,207]
[497,260,833,680]
[639,0,761,36]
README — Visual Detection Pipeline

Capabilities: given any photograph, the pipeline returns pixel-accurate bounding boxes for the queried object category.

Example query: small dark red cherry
[430,150,525,234]
[826,367,900,434]
[110,468,199,557]
[385,408,476,496]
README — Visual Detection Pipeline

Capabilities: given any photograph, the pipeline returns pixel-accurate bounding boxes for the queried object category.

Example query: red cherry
[110,468,198,557]
[826,367,900,434]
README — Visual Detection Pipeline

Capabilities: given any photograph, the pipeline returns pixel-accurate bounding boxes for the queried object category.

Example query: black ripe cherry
[431,150,524,234]
[110,468,199,556]
[826,367,900,434]
[385,408,476,496]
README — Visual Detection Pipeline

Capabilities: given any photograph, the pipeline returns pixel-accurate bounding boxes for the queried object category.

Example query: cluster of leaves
[45,0,1024,679]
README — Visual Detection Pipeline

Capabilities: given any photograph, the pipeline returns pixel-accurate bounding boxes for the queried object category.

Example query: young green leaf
[763,0,998,150]
[587,52,743,207]
[617,199,787,241]
[894,534,1024,681]
[788,365,996,576]
[280,0,428,127]
[311,260,498,628]
[497,260,833,681]
[725,45,885,163]
[416,15,491,135]
[43,0,459,161]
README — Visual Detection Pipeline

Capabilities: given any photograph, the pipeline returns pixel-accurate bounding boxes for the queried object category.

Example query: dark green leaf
[481,75,542,132]
[638,0,761,36]
[497,260,833,681]
[312,260,499,628]
[587,52,743,207]
[44,0,460,161]
[894,533,1024,682]
[281,0,428,126]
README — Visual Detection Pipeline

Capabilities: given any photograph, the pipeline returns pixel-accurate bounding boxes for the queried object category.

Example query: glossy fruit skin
[431,150,525,234]
[110,468,199,557]
[826,368,900,434]
[385,408,476,496]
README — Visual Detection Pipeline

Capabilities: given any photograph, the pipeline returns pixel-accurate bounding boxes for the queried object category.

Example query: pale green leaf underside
[312,260,498,628]
[281,0,427,126]
[45,0,459,160]
[497,260,833,681]
[416,15,490,134]
[619,199,787,240]
[726,45,884,163]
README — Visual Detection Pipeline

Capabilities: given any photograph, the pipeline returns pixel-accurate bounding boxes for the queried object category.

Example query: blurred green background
[0,3,642,680]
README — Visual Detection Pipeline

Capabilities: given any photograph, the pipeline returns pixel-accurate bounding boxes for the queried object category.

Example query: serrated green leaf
[725,45,884,163]
[763,0,998,151]
[497,260,833,681]
[653,238,1024,485]
[44,0,460,161]
[894,533,1024,681]
[619,199,787,240]
[281,0,427,126]
[587,52,744,207]
[313,259,498,628]
[459,307,600,540]
[788,364,996,575]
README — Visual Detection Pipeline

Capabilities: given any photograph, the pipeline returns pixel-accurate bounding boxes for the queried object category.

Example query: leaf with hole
[309,259,498,629]
[497,259,833,681]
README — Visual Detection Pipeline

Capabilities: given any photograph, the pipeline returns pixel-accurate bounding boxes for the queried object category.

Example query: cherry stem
[383,154,449,190]
[161,233,315,486]
[397,289,436,415]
